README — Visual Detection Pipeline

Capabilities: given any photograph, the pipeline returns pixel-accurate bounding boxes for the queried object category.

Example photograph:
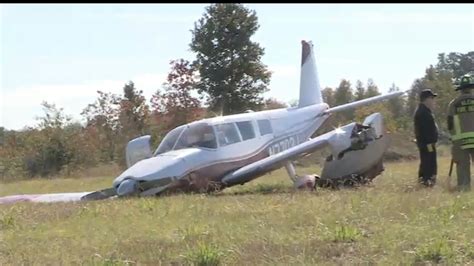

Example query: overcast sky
[1,4,473,130]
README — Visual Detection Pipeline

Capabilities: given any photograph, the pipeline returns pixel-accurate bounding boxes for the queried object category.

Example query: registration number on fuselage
[268,135,302,156]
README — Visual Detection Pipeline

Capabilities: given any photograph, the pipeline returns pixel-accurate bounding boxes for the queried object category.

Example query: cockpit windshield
[154,123,217,155]
[174,123,217,150]
[154,125,185,155]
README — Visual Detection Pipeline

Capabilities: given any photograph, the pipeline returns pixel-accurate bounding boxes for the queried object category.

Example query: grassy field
[0,156,473,265]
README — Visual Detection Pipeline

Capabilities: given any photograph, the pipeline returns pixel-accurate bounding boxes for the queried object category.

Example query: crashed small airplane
[0,40,405,204]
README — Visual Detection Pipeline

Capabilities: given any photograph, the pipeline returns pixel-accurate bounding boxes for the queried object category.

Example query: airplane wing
[222,122,357,186]
[323,90,406,115]
[0,192,93,204]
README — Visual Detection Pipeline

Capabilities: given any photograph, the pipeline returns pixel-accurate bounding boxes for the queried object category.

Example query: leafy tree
[387,83,409,130]
[436,51,474,80]
[365,78,381,97]
[17,102,97,177]
[334,79,353,105]
[406,78,426,117]
[354,80,366,100]
[82,91,121,161]
[262,98,288,110]
[334,79,354,121]
[322,87,336,107]
[190,3,272,115]
[0,127,5,146]
[387,84,404,117]
[422,67,456,134]
[28,102,72,176]
[36,102,72,129]
[405,65,457,135]
[355,103,397,133]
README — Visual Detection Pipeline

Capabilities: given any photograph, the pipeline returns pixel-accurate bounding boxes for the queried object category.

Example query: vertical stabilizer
[298,40,323,108]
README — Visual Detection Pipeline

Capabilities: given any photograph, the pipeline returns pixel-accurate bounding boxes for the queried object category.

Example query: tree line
[0,4,472,180]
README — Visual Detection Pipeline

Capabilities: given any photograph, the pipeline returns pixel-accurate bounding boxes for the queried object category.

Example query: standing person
[447,74,474,192]
[414,89,439,187]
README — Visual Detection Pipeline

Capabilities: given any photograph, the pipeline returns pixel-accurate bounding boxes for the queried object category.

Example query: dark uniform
[414,89,438,186]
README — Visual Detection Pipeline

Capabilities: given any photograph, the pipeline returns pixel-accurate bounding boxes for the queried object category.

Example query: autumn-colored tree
[114,81,151,167]
[82,91,121,162]
[151,59,204,134]
[119,81,150,138]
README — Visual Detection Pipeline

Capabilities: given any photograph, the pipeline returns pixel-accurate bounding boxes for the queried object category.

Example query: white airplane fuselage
[113,103,330,195]
[0,39,405,205]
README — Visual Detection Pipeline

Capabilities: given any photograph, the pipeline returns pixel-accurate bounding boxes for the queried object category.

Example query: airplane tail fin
[298,40,323,108]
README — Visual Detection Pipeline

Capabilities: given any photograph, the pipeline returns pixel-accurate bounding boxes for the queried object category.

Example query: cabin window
[258,119,273,136]
[173,123,217,150]
[215,123,241,147]
[236,121,256,140]
[154,125,185,155]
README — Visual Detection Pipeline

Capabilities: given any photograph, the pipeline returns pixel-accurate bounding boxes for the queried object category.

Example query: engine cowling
[320,113,389,180]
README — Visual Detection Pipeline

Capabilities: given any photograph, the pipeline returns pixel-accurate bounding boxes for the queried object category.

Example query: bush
[0,122,99,180]
[331,225,362,243]
[414,237,455,264]
[184,242,224,266]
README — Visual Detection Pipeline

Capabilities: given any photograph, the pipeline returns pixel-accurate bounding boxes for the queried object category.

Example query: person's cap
[419,89,438,100]
[457,74,474,90]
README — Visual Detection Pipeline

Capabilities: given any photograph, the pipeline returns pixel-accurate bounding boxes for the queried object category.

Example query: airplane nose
[113,149,200,197]
[116,179,139,196]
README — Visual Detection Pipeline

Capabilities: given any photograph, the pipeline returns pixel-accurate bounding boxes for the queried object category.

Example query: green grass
[0,157,473,265]
[183,242,224,266]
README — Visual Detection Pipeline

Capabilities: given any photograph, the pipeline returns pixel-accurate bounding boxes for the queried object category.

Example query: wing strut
[285,161,298,182]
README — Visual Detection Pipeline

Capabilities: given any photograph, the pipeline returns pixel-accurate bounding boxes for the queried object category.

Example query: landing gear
[285,161,316,190]
[285,161,298,182]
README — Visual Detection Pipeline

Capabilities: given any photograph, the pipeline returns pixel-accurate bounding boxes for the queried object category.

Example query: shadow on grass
[400,179,464,194]
[212,181,370,198]
[213,183,294,197]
